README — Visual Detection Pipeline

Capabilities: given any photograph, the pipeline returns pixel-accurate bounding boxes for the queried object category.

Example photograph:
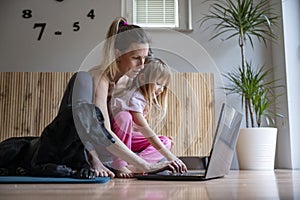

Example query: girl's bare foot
[115,166,134,178]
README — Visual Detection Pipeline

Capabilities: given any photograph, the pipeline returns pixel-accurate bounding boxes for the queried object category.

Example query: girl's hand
[168,136,175,148]
[145,160,187,174]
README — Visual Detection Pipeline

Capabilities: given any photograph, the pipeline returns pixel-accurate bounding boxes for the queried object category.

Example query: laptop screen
[205,104,242,179]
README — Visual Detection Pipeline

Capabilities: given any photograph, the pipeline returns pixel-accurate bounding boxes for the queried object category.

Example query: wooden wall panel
[0,72,73,140]
[0,72,214,157]
[149,73,215,156]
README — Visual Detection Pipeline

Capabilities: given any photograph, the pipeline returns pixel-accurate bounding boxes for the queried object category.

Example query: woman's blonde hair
[95,17,150,80]
[134,57,172,123]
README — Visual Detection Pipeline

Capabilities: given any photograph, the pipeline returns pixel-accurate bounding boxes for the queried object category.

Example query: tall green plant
[199,0,279,127]
[223,63,282,127]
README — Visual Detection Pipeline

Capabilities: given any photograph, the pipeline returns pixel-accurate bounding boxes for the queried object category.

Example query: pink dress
[108,88,172,170]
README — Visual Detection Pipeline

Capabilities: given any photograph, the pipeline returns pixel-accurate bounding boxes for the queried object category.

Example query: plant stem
[248,99,255,127]
[240,31,249,127]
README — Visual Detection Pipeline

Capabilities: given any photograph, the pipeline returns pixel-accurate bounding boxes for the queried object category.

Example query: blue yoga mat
[0,176,110,183]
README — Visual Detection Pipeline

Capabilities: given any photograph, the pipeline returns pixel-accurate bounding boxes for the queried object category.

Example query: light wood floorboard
[0,170,299,200]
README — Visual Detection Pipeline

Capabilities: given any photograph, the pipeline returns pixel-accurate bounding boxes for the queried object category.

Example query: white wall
[0,0,121,71]
[271,0,292,169]
[0,0,273,74]
[0,0,296,168]
[281,0,300,169]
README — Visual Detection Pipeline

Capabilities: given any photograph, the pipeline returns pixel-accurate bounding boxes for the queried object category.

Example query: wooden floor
[0,170,299,200]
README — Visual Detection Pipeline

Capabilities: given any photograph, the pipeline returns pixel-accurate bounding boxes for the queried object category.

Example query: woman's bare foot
[92,159,115,178]
[93,163,115,179]
[88,150,115,178]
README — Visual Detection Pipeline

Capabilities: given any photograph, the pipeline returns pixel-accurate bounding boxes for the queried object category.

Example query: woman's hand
[171,159,188,173]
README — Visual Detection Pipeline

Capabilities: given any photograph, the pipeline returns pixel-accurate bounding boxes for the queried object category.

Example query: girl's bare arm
[131,111,177,161]
[131,111,187,172]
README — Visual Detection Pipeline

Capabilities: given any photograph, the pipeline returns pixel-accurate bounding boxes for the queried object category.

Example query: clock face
[21,1,95,41]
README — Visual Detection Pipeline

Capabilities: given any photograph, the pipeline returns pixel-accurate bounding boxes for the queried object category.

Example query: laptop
[135,103,242,181]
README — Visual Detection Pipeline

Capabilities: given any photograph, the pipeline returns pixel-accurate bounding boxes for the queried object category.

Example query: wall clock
[21,0,95,41]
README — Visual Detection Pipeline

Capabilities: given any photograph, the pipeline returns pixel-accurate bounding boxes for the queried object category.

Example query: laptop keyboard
[168,172,205,176]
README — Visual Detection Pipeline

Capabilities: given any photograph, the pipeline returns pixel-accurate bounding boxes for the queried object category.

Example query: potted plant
[199,0,282,170]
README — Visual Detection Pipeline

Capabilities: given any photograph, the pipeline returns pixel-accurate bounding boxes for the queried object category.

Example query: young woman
[108,57,187,178]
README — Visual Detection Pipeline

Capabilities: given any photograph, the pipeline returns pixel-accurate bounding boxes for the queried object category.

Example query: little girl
[108,57,187,178]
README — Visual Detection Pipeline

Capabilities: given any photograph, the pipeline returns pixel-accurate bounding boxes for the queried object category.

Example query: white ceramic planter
[236,127,278,170]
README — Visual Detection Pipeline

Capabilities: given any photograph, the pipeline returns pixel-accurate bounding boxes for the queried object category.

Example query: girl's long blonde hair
[134,57,172,123]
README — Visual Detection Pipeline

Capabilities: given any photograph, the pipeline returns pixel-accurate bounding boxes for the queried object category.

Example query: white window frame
[132,0,179,28]
[122,0,192,31]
